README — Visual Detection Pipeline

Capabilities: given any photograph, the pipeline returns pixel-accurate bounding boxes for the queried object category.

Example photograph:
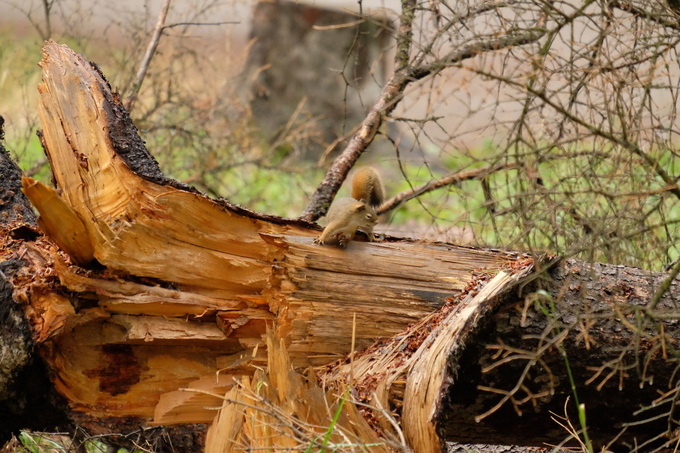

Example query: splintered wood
[317,261,535,453]
[402,268,533,452]
[11,40,535,451]
[205,331,392,453]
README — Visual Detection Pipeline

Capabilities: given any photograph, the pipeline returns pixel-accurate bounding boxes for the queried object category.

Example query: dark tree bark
[439,258,680,450]
[0,124,68,443]
[0,121,36,225]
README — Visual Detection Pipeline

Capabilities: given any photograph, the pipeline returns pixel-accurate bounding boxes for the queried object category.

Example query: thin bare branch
[379,162,519,214]
[124,0,172,113]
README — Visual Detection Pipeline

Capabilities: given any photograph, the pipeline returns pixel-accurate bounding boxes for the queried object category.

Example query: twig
[395,0,417,70]
[162,21,238,30]
[41,0,52,40]
[24,157,49,178]
[647,257,680,310]
[350,312,356,386]
[125,0,172,113]
[313,19,365,31]
[378,162,519,214]
[468,65,680,203]
[371,391,408,449]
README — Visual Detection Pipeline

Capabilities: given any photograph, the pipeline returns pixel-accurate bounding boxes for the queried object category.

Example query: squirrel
[315,167,385,247]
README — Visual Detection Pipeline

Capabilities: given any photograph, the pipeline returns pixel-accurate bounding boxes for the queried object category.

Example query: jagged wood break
[18,41,526,448]
[8,40,680,453]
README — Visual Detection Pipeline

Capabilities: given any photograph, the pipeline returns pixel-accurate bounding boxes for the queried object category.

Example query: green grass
[7,431,144,453]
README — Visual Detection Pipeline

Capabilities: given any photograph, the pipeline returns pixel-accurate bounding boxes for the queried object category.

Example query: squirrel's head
[355,203,378,226]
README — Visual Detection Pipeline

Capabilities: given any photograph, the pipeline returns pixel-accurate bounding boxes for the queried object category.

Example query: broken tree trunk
[3,41,680,452]
[19,40,521,434]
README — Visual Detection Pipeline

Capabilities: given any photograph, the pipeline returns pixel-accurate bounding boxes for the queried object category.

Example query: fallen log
[2,41,680,452]
[18,39,521,432]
